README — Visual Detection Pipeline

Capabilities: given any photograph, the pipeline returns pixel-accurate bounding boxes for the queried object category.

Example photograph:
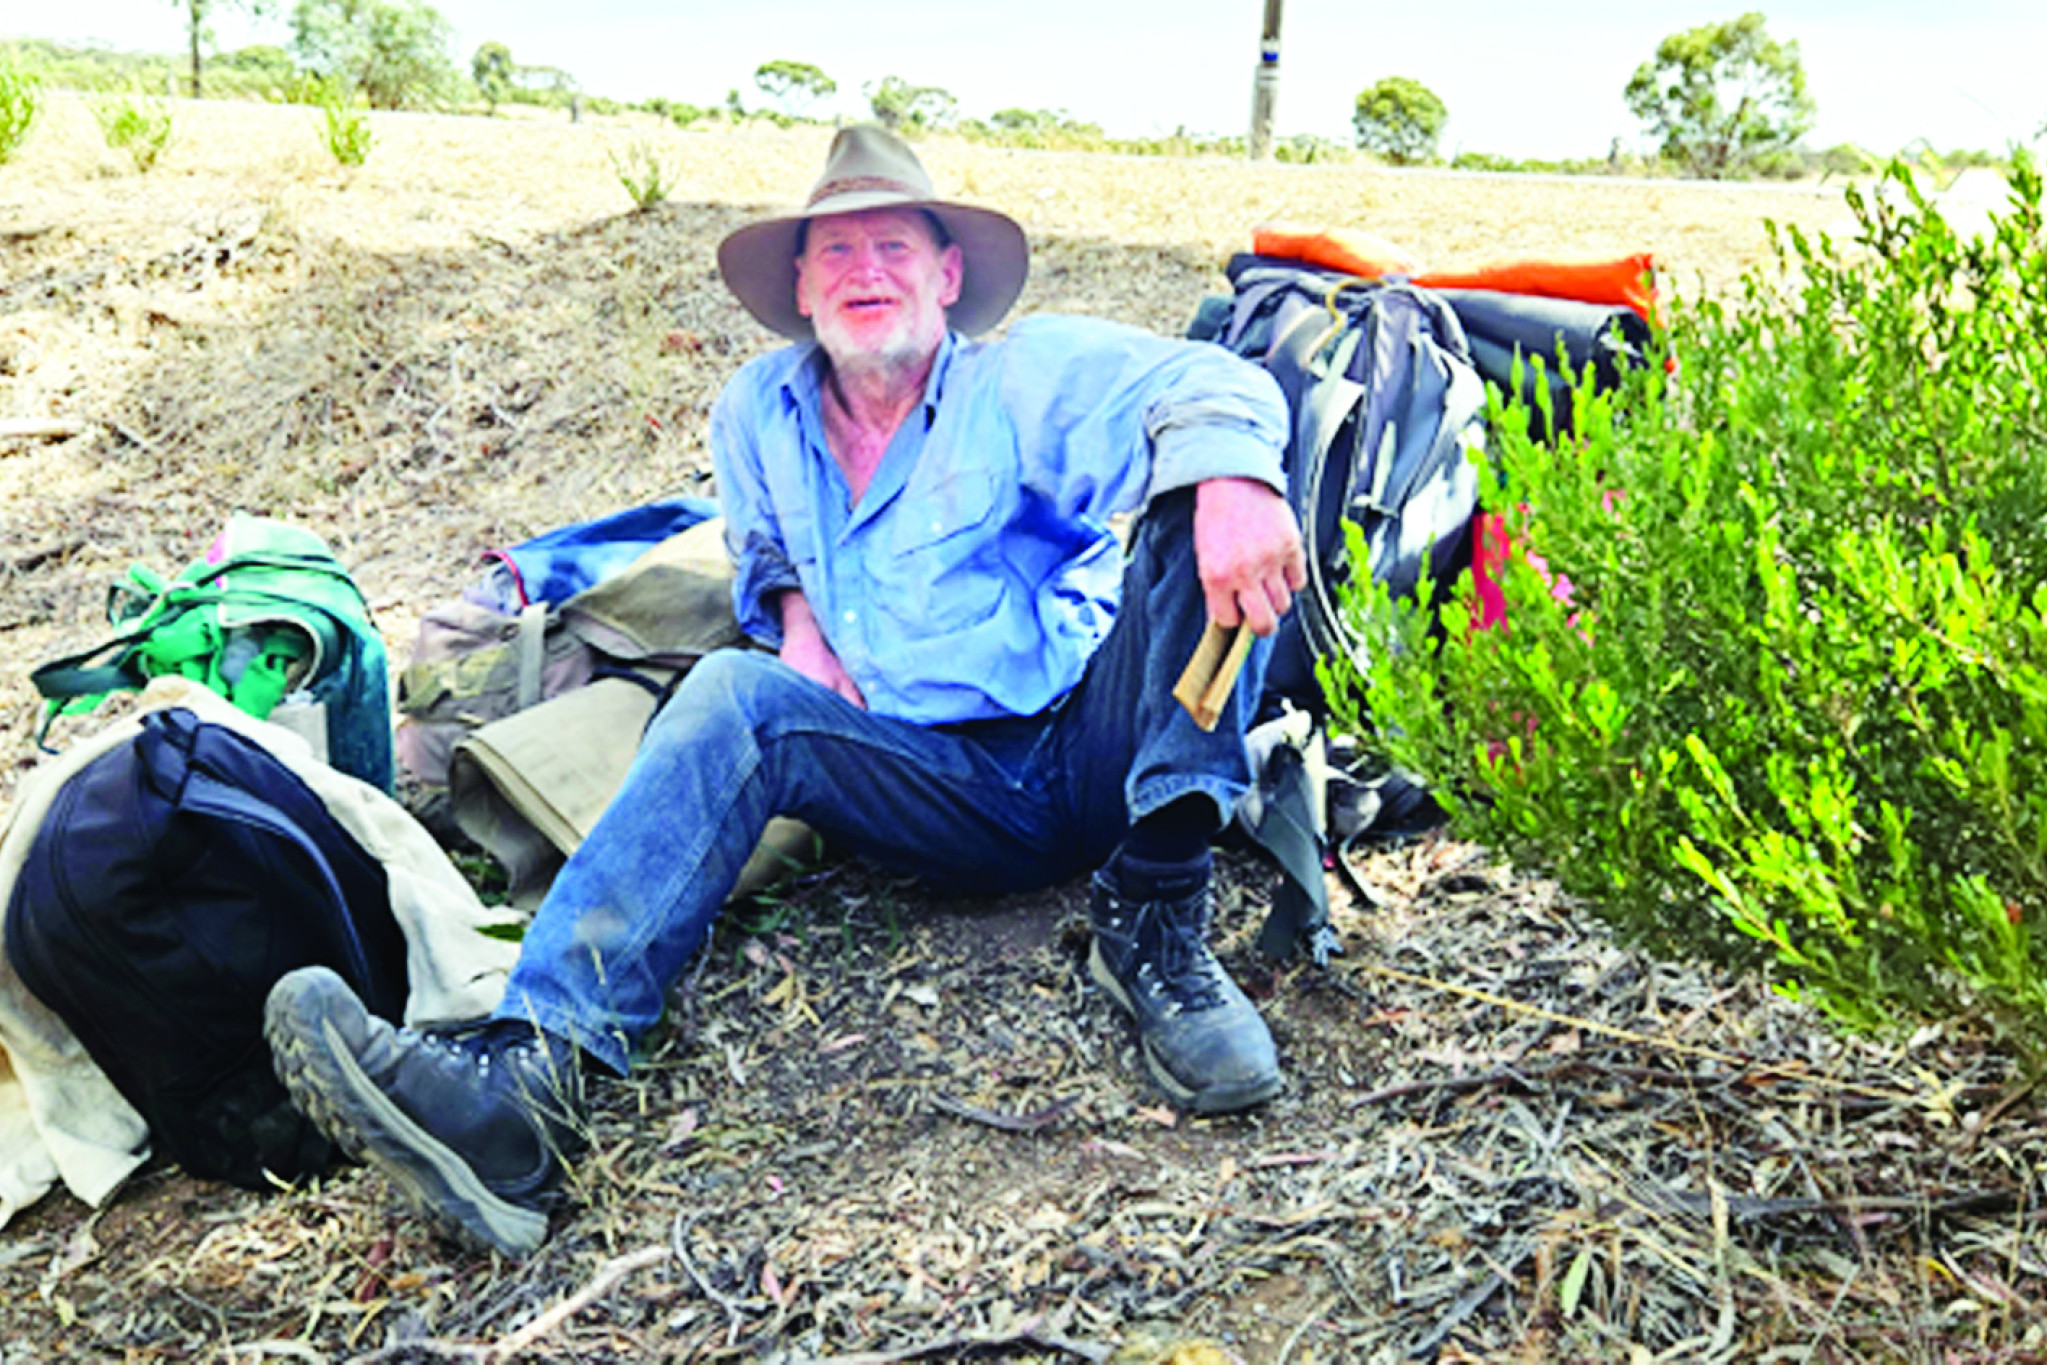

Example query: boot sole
[1088,941,1283,1115]
[264,974,549,1258]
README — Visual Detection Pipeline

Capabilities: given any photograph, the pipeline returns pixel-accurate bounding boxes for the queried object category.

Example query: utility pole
[1248,0,1283,160]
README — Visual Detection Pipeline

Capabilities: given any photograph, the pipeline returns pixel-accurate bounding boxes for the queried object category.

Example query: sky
[8,1,2045,161]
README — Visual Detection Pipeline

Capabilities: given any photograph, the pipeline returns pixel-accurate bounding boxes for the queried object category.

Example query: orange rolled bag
[1251,224,1422,281]
[1414,253,1658,323]
[1251,223,1657,323]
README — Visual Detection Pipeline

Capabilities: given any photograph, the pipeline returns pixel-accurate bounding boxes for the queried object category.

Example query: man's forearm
[772,588,867,707]
[773,588,825,649]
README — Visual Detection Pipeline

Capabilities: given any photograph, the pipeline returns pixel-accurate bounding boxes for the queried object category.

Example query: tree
[1624,12,1815,179]
[1351,76,1447,165]
[219,43,299,90]
[471,41,512,113]
[172,0,270,99]
[753,59,835,117]
[291,0,456,110]
[863,76,955,132]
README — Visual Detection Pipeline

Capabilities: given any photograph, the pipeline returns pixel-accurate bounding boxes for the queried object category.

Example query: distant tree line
[1346,10,1989,181]
[6,8,2031,181]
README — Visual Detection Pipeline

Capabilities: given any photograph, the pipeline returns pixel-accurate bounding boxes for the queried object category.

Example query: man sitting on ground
[265,125,1306,1256]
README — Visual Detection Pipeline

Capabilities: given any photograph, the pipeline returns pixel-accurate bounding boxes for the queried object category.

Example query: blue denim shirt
[711,314,1288,725]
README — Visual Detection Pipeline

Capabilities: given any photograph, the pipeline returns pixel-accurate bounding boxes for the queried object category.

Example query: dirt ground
[2,97,2042,1364]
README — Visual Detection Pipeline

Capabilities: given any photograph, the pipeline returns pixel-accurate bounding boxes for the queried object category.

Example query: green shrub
[316,82,372,166]
[640,96,711,128]
[0,61,42,164]
[1333,156,2047,1068]
[609,138,673,211]
[1818,142,1878,180]
[92,89,173,172]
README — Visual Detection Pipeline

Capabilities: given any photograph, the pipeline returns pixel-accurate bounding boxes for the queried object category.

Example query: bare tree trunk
[1248,0,1282,160]
[187,0,204,99]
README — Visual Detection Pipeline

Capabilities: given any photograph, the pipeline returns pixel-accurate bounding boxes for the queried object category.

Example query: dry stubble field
[1,97,2042,1365]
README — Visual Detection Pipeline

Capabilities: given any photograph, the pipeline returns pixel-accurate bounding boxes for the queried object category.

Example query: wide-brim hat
[717,124,1029,340]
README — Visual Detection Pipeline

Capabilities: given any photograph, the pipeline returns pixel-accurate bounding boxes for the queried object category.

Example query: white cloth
[0,678,522,1231]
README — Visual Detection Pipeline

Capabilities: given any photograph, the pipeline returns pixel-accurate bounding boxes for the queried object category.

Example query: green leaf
[1560,1244,1595,1317]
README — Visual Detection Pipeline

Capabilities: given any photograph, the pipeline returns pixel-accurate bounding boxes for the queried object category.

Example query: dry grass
[6,94,2037,1365]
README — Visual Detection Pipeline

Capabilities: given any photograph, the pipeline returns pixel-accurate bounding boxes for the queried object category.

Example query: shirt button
[843,610,856,623]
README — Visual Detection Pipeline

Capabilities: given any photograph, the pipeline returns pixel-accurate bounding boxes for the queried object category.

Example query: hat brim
[718,199,1029,341]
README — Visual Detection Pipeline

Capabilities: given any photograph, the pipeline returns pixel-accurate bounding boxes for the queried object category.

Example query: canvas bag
[398,513,811,910]
[449,677,817,911]
[396,512,743,791]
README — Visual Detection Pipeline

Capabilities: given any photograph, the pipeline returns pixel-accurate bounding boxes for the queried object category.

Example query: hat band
[807,174,923,207]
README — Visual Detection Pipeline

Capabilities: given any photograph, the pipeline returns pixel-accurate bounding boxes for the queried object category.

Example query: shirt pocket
[872,464,1006,633]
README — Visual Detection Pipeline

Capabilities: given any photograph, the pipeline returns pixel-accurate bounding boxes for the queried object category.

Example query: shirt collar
[778,332,958,433]
[920,331,957,428]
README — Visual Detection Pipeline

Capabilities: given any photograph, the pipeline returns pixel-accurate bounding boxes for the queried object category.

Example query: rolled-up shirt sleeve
[995,316,1289,519]
[710,376,800,647]
[1144,391,1290,500]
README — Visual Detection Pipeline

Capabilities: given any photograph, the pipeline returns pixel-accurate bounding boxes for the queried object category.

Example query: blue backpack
[4,707,411,1189]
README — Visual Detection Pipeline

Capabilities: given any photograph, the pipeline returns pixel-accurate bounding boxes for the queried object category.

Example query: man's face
[794,208,963,374]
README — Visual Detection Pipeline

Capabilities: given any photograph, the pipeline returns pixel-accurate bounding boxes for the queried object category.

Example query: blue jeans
[492,492,1270,1073]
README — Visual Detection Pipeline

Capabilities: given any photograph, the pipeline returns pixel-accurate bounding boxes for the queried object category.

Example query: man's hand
[775,590,868,708]
[1193,477,1307,637]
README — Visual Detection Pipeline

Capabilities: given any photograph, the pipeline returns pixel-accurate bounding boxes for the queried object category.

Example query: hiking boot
[264,965,587,1257]
[1087,855,1282,1114]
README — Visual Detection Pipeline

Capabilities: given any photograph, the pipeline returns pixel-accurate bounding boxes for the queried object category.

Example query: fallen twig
[0,418,86,442]
[1357,960,1922,1105]
[796,1320,1110,1364]
[1352,1066,1540,1109]
[1276,1296,1340,1365]
[0,537,87,577]
[929,1092,1077,1133]
[343,1342,488,1364]
[110,419,158,453]
[224,1342,328,1363]
[1404,1240,1532,1360]
[489,1243,669,1360]
[673,1210,758,1346]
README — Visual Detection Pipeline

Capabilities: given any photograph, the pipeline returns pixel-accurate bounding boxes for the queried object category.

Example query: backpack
[3,706,411,1189]
[1201,266,1488,962]
[1218,264,1491,709]
[1193,255,1654,960]
[394,500,742,792]
[30,513,394,791]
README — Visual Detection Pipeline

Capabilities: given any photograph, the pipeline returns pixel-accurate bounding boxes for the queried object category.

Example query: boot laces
[416,1023,584,1131]
[1128,896,1226,1016]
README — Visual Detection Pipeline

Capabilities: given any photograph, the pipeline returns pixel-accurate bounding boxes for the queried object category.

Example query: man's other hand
[1193,477,1307,637]
[775,590,869,708]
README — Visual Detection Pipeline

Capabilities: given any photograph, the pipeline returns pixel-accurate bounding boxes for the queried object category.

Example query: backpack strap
[172,762,375,989]
[513,601,550,711]
[28,608,201,750]
[1267,301,1370,669]
[1243,734,1342,966]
